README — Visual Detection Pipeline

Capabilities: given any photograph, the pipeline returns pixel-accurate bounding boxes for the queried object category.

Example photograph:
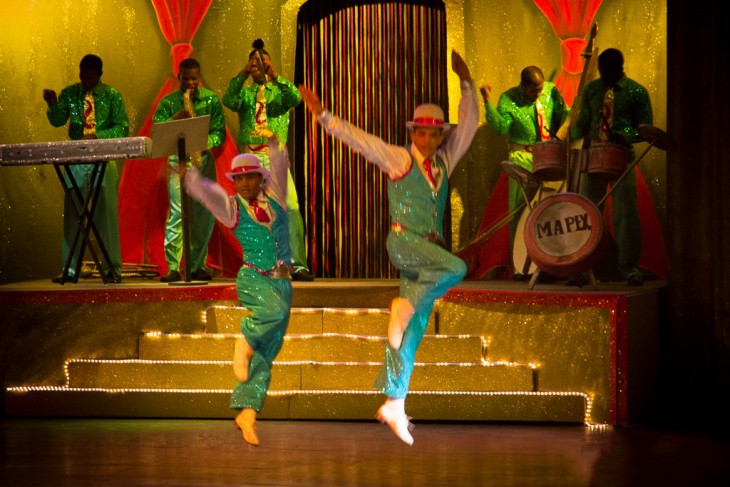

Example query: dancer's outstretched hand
[451,50,471,82]
[299,85,323,117]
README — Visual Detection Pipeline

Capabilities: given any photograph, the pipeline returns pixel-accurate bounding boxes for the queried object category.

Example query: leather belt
[242,262,291,280]
[391,222,447,249]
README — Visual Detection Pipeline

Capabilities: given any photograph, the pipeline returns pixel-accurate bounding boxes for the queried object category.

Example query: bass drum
[512,183,560,275]
[523,192,603,278]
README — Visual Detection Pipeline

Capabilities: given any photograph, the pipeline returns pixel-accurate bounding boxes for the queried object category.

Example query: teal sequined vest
[387,153,448,238]
[233,194,291,270]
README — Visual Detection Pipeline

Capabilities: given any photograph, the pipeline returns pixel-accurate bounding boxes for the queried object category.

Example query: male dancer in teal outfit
[482,66,569,276]
[300,50,478,445]
[223,38,314,281]
[154,58,226,282]
[571,48,653,286]
[183,132,292,446]
[43,54,129,283]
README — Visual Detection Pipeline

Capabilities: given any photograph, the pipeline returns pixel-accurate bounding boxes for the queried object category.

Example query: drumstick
[454,202,527,256]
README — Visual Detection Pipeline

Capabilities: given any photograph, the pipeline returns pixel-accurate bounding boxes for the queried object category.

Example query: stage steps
[4,305,587,423]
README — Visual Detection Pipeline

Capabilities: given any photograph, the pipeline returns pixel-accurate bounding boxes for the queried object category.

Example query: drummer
[571,48,653,286]
[481,66,570,279]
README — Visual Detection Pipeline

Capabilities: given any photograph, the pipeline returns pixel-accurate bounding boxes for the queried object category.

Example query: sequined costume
[223,72,310,275]
[571,75,653,279]
[316,80,479,399]
[46,81,129,279]
[153,87,226,275]
[184,140,292,413]
[485,81,569,249]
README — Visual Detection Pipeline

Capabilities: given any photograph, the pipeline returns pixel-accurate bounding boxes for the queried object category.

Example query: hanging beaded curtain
[294,0,448,278]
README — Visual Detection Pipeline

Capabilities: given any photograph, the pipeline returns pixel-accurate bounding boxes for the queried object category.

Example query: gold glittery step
[64,359,535,392]
[138,332,486,363]
[205,306,436,335]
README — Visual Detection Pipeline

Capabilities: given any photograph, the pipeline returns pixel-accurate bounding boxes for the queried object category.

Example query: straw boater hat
[225,153,269,181]
[406,103,451,132]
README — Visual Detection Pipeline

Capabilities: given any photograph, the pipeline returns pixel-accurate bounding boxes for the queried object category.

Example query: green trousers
[580,166,642,278]
[230,267,292,412]
[62,161,122,277]
[164,154,216,273]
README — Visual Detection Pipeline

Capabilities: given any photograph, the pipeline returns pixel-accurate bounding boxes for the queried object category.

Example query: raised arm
[183,169,238,228]
[45,87,70,128]
[441,50,479,175]
[262,133,290,210]
[299,85,410,178]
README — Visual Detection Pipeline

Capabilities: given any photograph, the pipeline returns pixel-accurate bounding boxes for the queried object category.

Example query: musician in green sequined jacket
[223,38,313,281]
[482,67,569,276]
[43,54,129,283]
[153,58,226,283]
[571,48,653,286]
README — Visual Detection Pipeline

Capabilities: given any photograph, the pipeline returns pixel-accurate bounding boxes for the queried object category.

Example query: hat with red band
[226,153,269,181]
[406,103,451,131]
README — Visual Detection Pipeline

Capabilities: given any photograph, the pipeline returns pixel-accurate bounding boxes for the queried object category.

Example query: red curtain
[459,0,667,281]
[533,0,603,108]
[117,0,242,277]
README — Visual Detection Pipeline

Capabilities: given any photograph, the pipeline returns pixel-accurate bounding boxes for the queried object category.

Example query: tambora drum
[532,140,567,181]
[523,192,603,277]
[587,142,628,180]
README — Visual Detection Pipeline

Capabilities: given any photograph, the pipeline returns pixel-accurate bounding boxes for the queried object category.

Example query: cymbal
[500,160,535,185]
[638,124,675,151]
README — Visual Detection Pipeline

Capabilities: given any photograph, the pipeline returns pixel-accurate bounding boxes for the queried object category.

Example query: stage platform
[0,277,665,426]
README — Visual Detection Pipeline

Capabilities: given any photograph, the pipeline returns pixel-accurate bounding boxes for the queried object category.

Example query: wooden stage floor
[1,418,728,487]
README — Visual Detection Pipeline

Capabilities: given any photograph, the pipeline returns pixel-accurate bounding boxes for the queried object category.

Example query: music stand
[151,115,211,286]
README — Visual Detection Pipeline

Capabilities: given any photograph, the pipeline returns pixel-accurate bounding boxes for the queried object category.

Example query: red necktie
[249,199,270,223]
[423,158,438,187]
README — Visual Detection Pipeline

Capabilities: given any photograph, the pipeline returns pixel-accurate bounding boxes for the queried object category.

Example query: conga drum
[532,140,567,181]
[523,192,603,277]
[587,142,628,180]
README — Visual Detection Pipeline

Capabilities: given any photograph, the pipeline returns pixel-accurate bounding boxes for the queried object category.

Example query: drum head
[523,193,603,277]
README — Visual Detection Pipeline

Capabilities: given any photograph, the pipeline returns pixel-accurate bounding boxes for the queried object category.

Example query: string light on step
[142,331,490,344]
[5,385,598,425]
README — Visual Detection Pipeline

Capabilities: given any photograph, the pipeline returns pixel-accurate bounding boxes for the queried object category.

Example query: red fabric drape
[117,0,242,277]
[459,1,667,281]
[533,0,603,108]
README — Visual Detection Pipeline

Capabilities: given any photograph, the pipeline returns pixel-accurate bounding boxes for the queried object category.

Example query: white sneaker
[376,401,414,445]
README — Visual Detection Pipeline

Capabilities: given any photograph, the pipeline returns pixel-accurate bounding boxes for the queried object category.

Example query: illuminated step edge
[205,306,436,335]
[139,332,486,363]
[3,388,594,425]
[61,359,536,392]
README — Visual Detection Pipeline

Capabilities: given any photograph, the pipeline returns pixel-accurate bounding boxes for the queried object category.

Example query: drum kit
[503,123,674,288]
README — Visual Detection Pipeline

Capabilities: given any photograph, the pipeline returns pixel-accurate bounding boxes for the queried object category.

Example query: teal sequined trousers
[230,266,292,412]
[374,154,467,399]
[229,195,292,412]
[375,229,466,399]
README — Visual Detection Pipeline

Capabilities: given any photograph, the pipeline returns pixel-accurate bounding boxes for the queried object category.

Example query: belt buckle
[266,266,291,280]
